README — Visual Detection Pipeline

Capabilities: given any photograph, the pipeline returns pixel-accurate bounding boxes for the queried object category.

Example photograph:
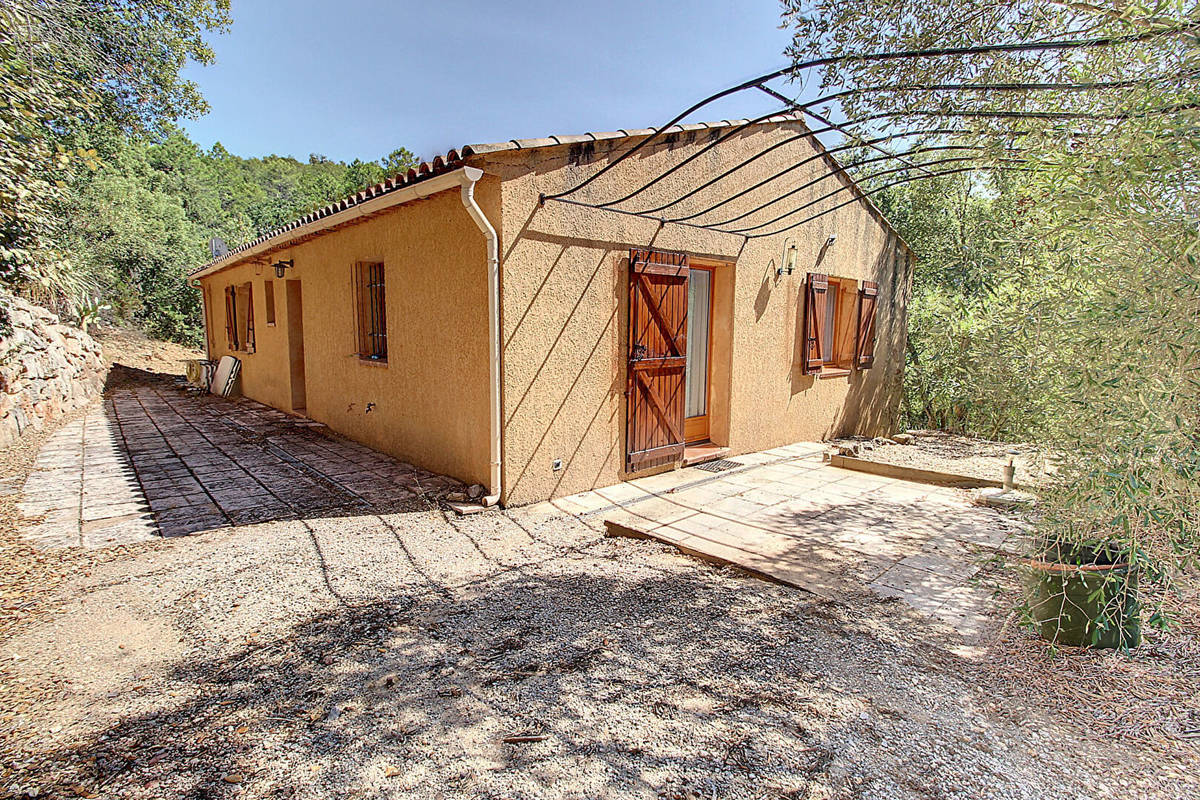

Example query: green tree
[0,0,230,300]
[781,0,1200,626]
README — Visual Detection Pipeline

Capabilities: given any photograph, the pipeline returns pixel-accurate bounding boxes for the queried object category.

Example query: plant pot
[1025,552,1141,649]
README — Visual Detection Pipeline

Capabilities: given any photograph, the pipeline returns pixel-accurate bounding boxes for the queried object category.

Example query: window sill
[817,367,852,379]
[357,356,388,368]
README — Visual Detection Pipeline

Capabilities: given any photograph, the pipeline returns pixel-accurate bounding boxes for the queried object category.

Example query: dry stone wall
[0,292,106,447]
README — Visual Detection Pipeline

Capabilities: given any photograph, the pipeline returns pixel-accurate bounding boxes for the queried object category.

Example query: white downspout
[458,166,502,506]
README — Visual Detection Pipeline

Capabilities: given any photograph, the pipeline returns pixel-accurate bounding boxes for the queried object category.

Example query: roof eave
[190,166,481,281]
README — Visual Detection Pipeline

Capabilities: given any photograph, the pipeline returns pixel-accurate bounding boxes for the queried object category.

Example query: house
[188,115,913,507]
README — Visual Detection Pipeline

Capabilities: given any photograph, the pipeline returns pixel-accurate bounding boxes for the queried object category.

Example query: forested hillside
[0,1,417,345]
[64,131,417,343]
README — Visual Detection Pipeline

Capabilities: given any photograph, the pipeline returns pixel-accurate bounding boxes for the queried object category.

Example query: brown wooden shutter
[245,283,255,352]
[801,273,828,375]
[625,248,689,471]
[856,280,879,369]
[224,286,238,350]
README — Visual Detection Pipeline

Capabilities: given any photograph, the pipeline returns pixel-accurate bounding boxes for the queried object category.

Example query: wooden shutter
[224,286,238,350]
[245,283,255,353]
[625,249,689,471]
[856,280,879,369]
[801,273,828,375]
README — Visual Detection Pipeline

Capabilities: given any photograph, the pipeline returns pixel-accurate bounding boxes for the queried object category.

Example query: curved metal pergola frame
[533,22,1197,240]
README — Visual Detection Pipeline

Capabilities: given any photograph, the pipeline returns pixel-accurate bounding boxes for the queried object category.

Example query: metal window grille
[355,262,387,361]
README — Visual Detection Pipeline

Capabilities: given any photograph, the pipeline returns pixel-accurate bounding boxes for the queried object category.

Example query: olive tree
[780,0,1199,629]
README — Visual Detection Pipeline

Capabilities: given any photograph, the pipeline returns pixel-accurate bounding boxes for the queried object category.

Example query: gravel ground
[843,431,1048,486]
[1,496,1196,800]
[1,363,1195,799]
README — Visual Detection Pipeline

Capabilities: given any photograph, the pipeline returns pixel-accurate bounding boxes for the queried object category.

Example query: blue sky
[180,0,805,163]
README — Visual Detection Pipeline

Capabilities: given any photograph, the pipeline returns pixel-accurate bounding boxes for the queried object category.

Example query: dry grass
[986,575,1200,759]
[95,325,203,377]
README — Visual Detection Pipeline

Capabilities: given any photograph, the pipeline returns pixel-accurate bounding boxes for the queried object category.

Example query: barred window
[354,262,387,362]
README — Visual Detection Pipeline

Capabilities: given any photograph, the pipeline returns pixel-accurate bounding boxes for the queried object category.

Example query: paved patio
[18,376,464,548]
[525,443,1027,636]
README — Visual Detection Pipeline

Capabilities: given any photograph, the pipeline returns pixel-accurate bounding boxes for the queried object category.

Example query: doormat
[694,459,742,473]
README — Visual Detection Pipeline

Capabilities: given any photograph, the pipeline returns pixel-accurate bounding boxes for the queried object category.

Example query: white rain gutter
[457,166,502,506]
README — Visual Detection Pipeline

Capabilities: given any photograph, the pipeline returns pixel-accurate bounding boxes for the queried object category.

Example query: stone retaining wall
[0,292,106,448]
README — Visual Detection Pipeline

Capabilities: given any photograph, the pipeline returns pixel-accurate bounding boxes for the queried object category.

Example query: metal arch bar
[743,165,1039,239]
[593,110,790,208]
[539,24,1196,202]
[725,155,1030,234]
[540,196,749,239]
[626,93,1186,221]
[704,144,994,229]
[547,156,1026,239]
[787,71,1200,113]
[648,125,971,219]
[647,102,1194,222]
[572,65,1162,214]
[767,87,942,179]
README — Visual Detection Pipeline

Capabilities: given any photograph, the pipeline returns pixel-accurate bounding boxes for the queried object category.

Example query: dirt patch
[840,430,1050,486]
[987,573,1200,751]
[95,325,204,378]
[1,506,1195,800]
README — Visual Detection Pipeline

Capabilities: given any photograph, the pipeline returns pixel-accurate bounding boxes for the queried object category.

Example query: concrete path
[527,443,1027,637]
[18,379,464,548]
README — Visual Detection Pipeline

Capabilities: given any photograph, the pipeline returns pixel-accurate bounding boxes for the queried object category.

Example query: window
[264,279,276,326]
[801,273,878,376]
[354,262,387,362]
[225,283,254,353]
[822,284,838,363]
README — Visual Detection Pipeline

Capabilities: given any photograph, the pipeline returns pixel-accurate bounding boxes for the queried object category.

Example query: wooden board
[830,454,1005,488]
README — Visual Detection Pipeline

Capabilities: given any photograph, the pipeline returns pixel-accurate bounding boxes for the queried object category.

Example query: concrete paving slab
[19,377,465,549]
[566,444,1026,637]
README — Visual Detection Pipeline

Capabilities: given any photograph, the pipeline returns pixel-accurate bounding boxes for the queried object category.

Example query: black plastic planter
[1025,554,1141,649]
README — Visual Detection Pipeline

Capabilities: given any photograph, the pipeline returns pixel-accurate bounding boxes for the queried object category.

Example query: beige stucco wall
[199,184,496,487]
[480,121,912,506]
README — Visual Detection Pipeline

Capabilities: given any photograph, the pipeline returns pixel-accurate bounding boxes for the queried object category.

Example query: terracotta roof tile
[191,114,809,276]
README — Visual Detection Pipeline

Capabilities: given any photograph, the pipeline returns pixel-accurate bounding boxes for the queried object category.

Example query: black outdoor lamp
[272,259,294,278]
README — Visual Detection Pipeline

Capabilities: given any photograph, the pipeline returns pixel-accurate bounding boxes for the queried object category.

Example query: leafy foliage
[63,130,418,344]
[1,0,230,296]
[782,0,1200,630]
[1,1,418,344]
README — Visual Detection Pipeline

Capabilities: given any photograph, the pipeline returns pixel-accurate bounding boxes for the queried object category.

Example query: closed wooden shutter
[626,249,689,471]
[856,280,879,369]
[801,273,828,375]
[245,283,255,353]
[224,286,238,350]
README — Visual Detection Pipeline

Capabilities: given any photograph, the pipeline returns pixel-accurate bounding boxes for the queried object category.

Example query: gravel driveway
[2,491,1195,799]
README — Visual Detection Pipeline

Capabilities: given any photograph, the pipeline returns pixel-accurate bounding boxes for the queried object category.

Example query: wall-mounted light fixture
[272,259,294,278]
[826,234,838,247]
[777,239,798,277]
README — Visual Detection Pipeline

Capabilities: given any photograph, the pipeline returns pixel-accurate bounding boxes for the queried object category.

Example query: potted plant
[1020,435,1194,650]
[1024,538,1141,649]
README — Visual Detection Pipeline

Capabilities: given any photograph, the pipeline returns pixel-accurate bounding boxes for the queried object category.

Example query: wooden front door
[625,249,689,471]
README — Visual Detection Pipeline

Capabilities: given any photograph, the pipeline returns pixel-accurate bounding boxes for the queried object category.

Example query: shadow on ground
[23,567,951,799]
[103,365,462,537]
